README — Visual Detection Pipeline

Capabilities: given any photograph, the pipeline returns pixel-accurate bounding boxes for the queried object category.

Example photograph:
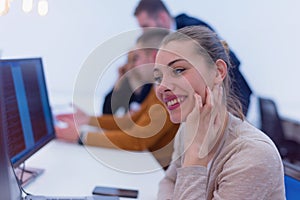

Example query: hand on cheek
[184,92,203,150]
[183,85,224,167]
[198,85,223,158]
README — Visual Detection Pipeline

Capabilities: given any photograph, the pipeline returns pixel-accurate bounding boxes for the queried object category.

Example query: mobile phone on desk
[92,186,138,198]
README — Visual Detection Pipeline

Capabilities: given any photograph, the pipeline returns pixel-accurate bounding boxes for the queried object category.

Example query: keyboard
[25,195,119,200]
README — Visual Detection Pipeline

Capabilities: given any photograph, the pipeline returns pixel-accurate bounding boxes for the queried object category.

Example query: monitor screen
[0,57,55,168]
[0,76,22,200]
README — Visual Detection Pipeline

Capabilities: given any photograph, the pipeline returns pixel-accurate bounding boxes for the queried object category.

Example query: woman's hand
[183,85,224,167]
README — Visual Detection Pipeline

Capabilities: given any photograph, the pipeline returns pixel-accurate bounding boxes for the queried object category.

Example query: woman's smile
[163,95,186,111]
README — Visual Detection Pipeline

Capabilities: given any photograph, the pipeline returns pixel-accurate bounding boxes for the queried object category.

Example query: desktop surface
[24,139,165,200]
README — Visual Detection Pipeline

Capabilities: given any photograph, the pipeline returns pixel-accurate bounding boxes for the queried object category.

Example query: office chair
[259,97,300,163]
[284,160,300,200]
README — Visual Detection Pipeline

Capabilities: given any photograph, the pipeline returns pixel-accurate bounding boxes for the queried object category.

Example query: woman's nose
[156,78,173,94]
[156,83,168,94]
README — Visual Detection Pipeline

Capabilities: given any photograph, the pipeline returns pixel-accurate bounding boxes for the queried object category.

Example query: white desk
[24,139,165,200]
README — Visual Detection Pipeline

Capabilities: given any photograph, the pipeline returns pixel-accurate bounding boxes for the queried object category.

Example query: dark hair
[134,0,170,17]
[161,26,244,120]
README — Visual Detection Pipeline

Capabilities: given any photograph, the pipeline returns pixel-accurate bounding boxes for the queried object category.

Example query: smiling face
[154,40,216,123]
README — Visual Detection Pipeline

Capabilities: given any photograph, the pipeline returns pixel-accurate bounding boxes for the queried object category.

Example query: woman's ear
[214,59,227,85]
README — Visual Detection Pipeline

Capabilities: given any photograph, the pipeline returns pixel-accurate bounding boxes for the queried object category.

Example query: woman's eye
[172,68,185,75]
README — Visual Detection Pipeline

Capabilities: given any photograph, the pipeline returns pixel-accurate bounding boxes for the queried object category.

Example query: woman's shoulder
[223,114,282,162]
[227,114,275,146]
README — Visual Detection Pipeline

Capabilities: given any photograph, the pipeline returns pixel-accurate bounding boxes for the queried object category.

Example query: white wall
[1,0,300,120]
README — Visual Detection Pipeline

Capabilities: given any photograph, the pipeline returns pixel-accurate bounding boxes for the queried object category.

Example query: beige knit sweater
[158,114,286,200]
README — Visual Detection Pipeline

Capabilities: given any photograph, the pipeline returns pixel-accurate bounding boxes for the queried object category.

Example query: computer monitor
[0,82,22,200]
[0,57,56,185]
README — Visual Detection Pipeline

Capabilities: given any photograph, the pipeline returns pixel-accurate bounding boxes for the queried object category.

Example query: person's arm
[174,166,208,199]
[157,122,208,200]
[171,86,221,199]
[89,103,145,131]
[85,102,176,151]
[157,123,208,200]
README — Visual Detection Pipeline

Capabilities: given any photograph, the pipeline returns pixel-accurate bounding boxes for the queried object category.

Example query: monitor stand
[14,166,44,187]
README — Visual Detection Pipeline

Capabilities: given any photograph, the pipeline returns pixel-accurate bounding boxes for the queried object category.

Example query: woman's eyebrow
[167,58,187,67]
[154,58,187,71]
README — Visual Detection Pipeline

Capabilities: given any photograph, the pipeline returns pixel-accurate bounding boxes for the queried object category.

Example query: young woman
[153,26,285,199]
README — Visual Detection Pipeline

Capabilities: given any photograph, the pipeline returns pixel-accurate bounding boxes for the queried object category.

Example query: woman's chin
[168,105,190,124]
[170,114,185,124]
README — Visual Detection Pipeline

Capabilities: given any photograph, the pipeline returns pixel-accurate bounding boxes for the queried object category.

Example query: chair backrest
[258,97,285,147]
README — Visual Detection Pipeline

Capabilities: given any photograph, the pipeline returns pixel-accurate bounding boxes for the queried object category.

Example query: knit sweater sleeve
[174,166,208,199]
[158,123,208,199]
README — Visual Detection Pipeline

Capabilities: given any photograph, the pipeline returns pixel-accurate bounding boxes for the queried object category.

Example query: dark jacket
[102,77,152,114]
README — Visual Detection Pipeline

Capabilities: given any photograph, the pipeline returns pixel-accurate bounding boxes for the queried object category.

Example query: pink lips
[163,95,184,111]
[168,102,180,110]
